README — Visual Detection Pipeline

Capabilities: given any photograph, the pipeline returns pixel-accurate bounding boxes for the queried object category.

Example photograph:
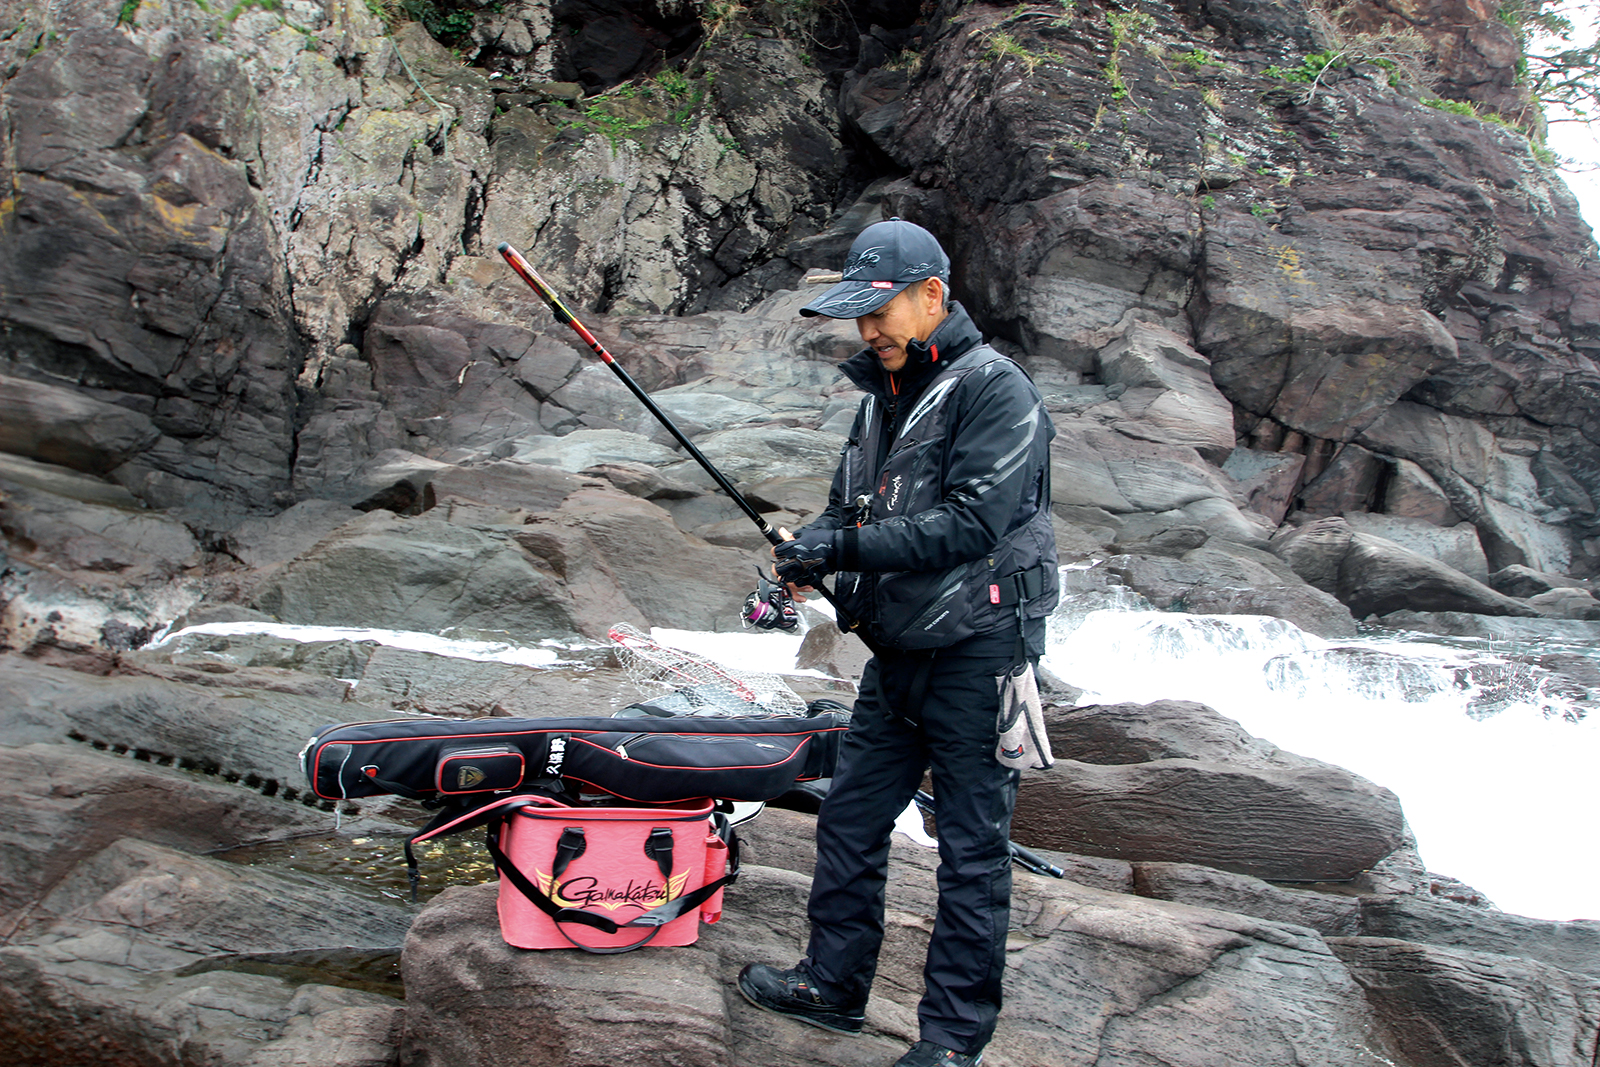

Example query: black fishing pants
[801,631,1020,1056]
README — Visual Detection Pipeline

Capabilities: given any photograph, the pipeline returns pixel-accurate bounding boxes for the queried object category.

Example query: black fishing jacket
[802,303,1059,651]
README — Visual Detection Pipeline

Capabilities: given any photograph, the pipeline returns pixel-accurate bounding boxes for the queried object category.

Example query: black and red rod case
[301,710,850,805]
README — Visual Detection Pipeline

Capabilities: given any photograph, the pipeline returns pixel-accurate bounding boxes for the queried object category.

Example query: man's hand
[773,530,838,587]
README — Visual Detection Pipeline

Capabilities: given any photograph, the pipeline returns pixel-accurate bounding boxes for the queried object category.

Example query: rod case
[301,708,849,805]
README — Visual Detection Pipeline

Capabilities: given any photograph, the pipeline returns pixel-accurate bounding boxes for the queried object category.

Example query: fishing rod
[914,790,1065,879]
[496,242,875,649]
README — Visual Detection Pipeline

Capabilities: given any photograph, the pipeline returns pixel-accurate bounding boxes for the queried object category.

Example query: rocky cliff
[3,0,1600,1064]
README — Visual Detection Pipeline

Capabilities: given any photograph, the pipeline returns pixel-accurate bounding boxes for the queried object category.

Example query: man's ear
[922,277,945,310]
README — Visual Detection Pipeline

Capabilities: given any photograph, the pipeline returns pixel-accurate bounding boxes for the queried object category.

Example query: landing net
[607,623,808,717]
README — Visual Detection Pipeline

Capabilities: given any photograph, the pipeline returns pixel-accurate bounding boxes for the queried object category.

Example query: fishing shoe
[736,962,864,1035]
[892,1040,984,1066]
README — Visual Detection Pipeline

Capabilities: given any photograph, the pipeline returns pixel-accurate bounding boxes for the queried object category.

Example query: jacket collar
[837,302,985,400]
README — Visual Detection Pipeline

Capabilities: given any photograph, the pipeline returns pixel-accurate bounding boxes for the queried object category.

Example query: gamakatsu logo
[534,869,691,911]
[887,474,904,511]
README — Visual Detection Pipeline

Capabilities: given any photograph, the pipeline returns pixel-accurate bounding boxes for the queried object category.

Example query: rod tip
[496,242,510,254]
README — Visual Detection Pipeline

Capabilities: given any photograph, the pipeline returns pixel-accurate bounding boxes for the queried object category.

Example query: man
[737,218,1059,1067]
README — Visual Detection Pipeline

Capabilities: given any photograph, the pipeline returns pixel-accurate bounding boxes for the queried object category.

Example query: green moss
[1105,10,1154,100]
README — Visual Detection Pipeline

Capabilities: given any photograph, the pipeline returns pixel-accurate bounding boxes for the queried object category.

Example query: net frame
[607,623,808,717]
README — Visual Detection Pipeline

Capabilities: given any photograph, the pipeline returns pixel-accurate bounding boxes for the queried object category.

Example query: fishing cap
[800,217,951,319]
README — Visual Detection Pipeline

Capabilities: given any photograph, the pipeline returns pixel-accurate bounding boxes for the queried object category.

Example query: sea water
[1038,597,1600,923]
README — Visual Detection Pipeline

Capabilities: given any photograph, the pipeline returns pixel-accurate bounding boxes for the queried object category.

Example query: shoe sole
[736,976,863,1037]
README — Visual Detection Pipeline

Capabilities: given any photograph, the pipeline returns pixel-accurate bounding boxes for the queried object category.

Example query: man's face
[855,279,947,373]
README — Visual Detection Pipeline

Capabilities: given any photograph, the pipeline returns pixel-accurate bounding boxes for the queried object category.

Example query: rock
[1330,937,1600,1067]
[221,499,362,569]
[794,615,873,683]
[401,882,749,1067]
[1359,895,1600,981]
[1108,524,1210,558]
[503,429,682,473]
[1489,564,1592,598]
[1015,756,1406,881]
[1102,545,1359,638]
[1372,610,1600,644]
[0,456,199,574]
[1094,321,1236,463]
[1222,448,1307,525]
[0,653,350,788]
[1527,587,1600,620]
[1016,701,1407,881]
[248,510,596,640]
[1049,422,1263,546]
[0,837,408,1067]
[1341,513,1490,581]
[347,645,639,718]
[400,847,1405,1067]
[1383,459,1462,526]
[0,742,338,913]
[1134,862,1362,937]
[1045,700,1288,768]
[1356,402,1578,574]
[1297,442,1388,515]
[1271,516,1541,619]
[1198,218,1459,443]
[675,426,847,485]
[1,27,299,518]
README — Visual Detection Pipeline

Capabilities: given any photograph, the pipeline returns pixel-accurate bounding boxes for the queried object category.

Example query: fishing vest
[831,346,1059,651]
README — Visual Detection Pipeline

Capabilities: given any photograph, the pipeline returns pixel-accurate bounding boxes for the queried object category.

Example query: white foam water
[146,621,578,669]
[1041,603,1600,923]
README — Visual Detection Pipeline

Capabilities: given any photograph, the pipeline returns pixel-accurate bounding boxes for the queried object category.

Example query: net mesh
[607,623,808,717]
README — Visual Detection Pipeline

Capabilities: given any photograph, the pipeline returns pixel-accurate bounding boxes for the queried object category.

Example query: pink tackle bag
[433,794,737,952]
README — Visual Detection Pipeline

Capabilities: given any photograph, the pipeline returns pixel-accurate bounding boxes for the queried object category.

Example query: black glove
[773,530,838,586]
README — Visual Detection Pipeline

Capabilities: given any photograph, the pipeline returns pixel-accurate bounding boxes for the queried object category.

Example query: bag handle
[486,814,742,955]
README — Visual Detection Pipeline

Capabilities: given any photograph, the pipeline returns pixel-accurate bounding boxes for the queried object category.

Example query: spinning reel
[741,568,799,632]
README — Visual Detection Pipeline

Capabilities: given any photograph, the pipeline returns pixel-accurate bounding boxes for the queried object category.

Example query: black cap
[800,218,951,318]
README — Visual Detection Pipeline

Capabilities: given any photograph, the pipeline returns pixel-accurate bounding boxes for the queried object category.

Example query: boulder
[247,510,598,640]
[1094,321,1236,463]
[0,653,348,789]
[1015,701,1407,881]
[1014,755,1406,882]
[1488,564,1592,598]
[1359,895,1600,981]
[1222,448,1306,525]
[1271,517,1541,619]
[1341,513,1490,581]
[1103,544,1359,638]
[1527,587,1600,620]
[0,837,408,1067]
[1134,862,1362,937]
[1330,938,1600,1067]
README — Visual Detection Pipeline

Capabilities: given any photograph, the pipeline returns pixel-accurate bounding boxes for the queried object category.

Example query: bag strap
[553,827,586,878]
[486,814,742,955]
[644,827,674,878]
[402,792,565,902]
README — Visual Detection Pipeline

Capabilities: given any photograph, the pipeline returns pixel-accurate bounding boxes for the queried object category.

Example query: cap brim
[800,279,909,318]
